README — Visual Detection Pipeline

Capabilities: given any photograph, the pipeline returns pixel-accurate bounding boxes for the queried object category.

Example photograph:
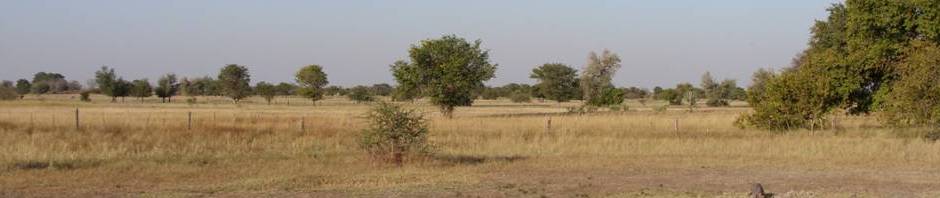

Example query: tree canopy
[580,50,622,106]
[391,35,497,118]
[742,0,940,129]
[295,65,329,103]
[218,64,252,103]
[531,63,579,103]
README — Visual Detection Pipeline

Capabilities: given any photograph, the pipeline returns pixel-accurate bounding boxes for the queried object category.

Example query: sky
[0,0,842,88]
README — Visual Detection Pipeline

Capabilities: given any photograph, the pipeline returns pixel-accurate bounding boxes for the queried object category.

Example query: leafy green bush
[79,90,92,102]
[737,59,838,130]
[509,91,531,103]
[881,41,940,127]
[347,86,375,103]
[925,130,940,142]
[0,86,16,100]
[359,102,429,165]
[586,87,623,107]
[653,105,668,113]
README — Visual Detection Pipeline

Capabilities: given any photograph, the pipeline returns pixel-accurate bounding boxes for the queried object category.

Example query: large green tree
[742,0,940,130]
[219,64,252,103]
[531,63,580,103]
[390,60,420,102]
[155,74,178,103]
[391,35,497,118]
[295,65,329,104]
[130,79,153,101]
[254,81,276,105]
[15,79,30,99]
[881,41,940,126]
[580,50,622,106]
[94,66,122,102]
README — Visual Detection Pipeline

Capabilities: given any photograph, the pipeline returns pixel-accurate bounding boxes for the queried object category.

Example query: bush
[359,102,429,166]
[79,91,92,102]
[586,87,624,107]
[881,41,940,127]
[347,86,375,104]
[705,98,729,107]
[737,55,839,130]
[925,130,940,142]
[609,105,629,112]
[653,105,668,113]
[0,86,16,100]
[509,91,531,103]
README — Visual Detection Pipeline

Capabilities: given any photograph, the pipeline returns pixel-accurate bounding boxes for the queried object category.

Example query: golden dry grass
[1,94,939,197]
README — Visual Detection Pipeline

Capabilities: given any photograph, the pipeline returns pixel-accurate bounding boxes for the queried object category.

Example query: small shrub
[609,105,621,111]
[925,129,940,142]
[347,86,375,104]
[586,87,624,107]
[653,105,668,113]
[705,98,729,107]
[609,105,628,112]
[0,86,16,100]
[566,106,582,114]
[509,91,531,103]
[186,97,198,105]
[79,91,92,102]
[359,102,429,166]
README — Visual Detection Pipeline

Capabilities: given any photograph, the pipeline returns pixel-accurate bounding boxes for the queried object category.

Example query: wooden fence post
[188,112,193,130]
[75,108,80,130]
[546,117,552,133]
[300,116,305,132]
[674,118,679,135]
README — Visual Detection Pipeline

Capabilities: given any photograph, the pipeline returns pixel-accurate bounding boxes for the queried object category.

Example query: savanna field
[1,95,939,197]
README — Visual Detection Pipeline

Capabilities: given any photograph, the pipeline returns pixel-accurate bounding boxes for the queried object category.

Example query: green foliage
[31,81,52,95]
[391,35,497,118]
[94,66,117,99]
[359,102,429,165]
[389,60,420,102]
[747,68,776,105]
[881,41,940,127]
[676,83,697,110]
[509,90,531,103]
[925,130,940,142]
[130,79,153,101]
[155,74,179,103]
[295,65,329,103]
[701,72,739,107]
[531,63,579,102]
[79,90,92,102]
[370,83,393,96]
[347,85,375,103]
[112,79,132,101]
[218,64,252,103]
[738,57,840,130]
[621,87,649,99]
[254,81,277,105]
[15,79,31,97]
[180,77,217,97]
[654,87,682,105]
[477,83,534,100]
[275,82,298,96]
[587,86,624,106]
[0,85,16,100]
[742,0,940,130]
[653,105,668,113]
[580,50,621,106]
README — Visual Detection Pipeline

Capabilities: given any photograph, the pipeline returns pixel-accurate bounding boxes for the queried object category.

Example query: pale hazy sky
[0,0,841,88]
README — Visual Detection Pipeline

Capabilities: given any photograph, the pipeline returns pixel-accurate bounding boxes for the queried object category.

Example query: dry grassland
[1,94,939,197]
